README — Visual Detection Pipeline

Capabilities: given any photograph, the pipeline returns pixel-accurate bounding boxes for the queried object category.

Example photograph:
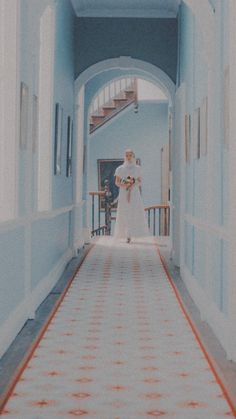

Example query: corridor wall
[0,0,76,358]
[175,2,230,355]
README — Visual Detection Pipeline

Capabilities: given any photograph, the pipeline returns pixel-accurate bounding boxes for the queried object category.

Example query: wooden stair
[89,86,136,134]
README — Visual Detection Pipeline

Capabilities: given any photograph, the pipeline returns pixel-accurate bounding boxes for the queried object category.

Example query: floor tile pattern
[0,237,234,418]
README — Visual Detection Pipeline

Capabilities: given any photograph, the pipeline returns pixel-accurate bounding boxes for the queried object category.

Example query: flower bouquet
[120,176,136,202]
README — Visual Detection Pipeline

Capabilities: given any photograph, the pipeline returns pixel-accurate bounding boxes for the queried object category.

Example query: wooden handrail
[145,204,169,211]
[89,191,105,196]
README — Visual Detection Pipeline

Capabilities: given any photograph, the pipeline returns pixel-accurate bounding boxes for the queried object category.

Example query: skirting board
[0,248,73,359]
[181,264,232,360]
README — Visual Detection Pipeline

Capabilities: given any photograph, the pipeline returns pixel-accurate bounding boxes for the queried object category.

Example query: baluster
[153,208,156,236]
[92,194,95,233]
[159,208,161,236]
[98,194,101,235]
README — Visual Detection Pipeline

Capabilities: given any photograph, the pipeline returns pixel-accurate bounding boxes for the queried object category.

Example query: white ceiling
[70,0,181,18]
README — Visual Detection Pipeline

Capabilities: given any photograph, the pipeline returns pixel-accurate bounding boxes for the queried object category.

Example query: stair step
[125,90,135,99]
[113,98,128,106]
[103,106,116,116]
[91,115,105,125]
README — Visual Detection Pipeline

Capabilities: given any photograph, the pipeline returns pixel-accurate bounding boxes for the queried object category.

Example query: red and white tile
[0,236,235,418]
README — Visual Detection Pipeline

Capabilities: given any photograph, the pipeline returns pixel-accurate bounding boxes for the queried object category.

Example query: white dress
[113,162,150,239]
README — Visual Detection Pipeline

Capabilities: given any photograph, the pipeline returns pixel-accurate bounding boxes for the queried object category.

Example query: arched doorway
[72,57,175,249]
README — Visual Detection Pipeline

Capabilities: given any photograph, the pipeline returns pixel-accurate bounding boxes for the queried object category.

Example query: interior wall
[176,1,231,356]
[87,101,168,229]
[0,0,76,358]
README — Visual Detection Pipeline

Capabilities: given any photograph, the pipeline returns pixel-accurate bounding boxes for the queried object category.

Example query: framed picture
[32,94,38,153]
[193,107,200,159]
[97,158,141,210]
[83,144,87,174]
[66,116,73,177]
[168,112,172,171]
[200,96,208,156]
[20,82,29,150]
[54,103,63,175]
[184,114,191,163]
[223,66,229,149]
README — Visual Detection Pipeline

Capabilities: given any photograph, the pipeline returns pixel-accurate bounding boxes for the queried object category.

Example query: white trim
[0,248,73,358]
[182,264,230,358]
[0,205,74,233]
[184,214,229,241]
[74,57,176,106]
[74,8,178,18]
[30,248,73,317]
[37,5,55,212]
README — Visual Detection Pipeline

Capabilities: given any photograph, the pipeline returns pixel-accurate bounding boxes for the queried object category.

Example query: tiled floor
[0,236,235,418]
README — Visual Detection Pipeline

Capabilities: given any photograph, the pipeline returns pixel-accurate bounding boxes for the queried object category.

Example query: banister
[144,204,169,211]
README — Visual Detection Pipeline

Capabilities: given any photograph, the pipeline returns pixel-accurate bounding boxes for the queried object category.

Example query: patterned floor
[0,236,235,418]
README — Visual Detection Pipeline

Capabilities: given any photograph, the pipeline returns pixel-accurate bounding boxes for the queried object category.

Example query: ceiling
[70,0,181,18]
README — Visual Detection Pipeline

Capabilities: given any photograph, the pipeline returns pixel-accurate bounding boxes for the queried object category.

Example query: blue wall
[0,0,76,344]
[74,17,178,82]
[88,102,168,206]
[178,2,229,315]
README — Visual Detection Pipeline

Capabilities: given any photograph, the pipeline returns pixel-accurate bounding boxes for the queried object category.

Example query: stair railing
[89,179,113,237]
[90,181,170,237]
[144,204,170,236]
[90,77,136,116]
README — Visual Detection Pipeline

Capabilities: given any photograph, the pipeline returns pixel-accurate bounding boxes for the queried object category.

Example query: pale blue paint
[52,0,75,209]
[178,2,228,313]
[0,228,25,325]
[31,213,70,289]
[87,101,168,230]
[0,0,76,340]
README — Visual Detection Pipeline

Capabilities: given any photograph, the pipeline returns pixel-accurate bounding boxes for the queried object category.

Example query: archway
[73,57,175,246]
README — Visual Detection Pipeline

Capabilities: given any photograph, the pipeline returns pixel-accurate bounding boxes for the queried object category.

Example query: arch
[74,57,176,106]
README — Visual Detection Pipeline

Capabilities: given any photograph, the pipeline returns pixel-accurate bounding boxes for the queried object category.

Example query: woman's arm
[115,176,126,188]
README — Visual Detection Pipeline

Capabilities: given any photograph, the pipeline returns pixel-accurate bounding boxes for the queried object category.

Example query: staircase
[89,77,137,134]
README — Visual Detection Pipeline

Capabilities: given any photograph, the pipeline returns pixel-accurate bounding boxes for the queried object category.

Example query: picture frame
[184,113,191,163]
[83,144,87,174]
[97,158,141,210]
[193,107,200,159]
[223,66,229,149]
[54,102,63,175]
[66,116,73,177]
[20,82,29,150]
[32,94,38,153]
[200,96,208,156]
[168,112,172,171]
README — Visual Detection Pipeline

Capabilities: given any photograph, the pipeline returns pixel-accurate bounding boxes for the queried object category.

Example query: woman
[113,149,149,243]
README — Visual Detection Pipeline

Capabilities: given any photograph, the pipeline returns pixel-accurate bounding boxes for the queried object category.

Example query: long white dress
[113,161,150,239]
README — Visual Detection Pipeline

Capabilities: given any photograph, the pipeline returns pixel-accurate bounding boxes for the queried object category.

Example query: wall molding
[0,205,74,234]
[184,213,229,241]
[0,247,73,359]
[181,264,231,359]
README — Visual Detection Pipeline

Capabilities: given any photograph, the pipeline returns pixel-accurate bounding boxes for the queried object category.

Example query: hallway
[0,237,234,418]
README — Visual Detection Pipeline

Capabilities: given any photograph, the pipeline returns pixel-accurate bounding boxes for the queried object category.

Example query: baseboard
[0,248,73,359]
[181,265,230,358]
[29,248,73,315]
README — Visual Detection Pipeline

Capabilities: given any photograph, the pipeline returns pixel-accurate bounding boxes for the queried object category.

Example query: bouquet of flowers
[120,176,137,202]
